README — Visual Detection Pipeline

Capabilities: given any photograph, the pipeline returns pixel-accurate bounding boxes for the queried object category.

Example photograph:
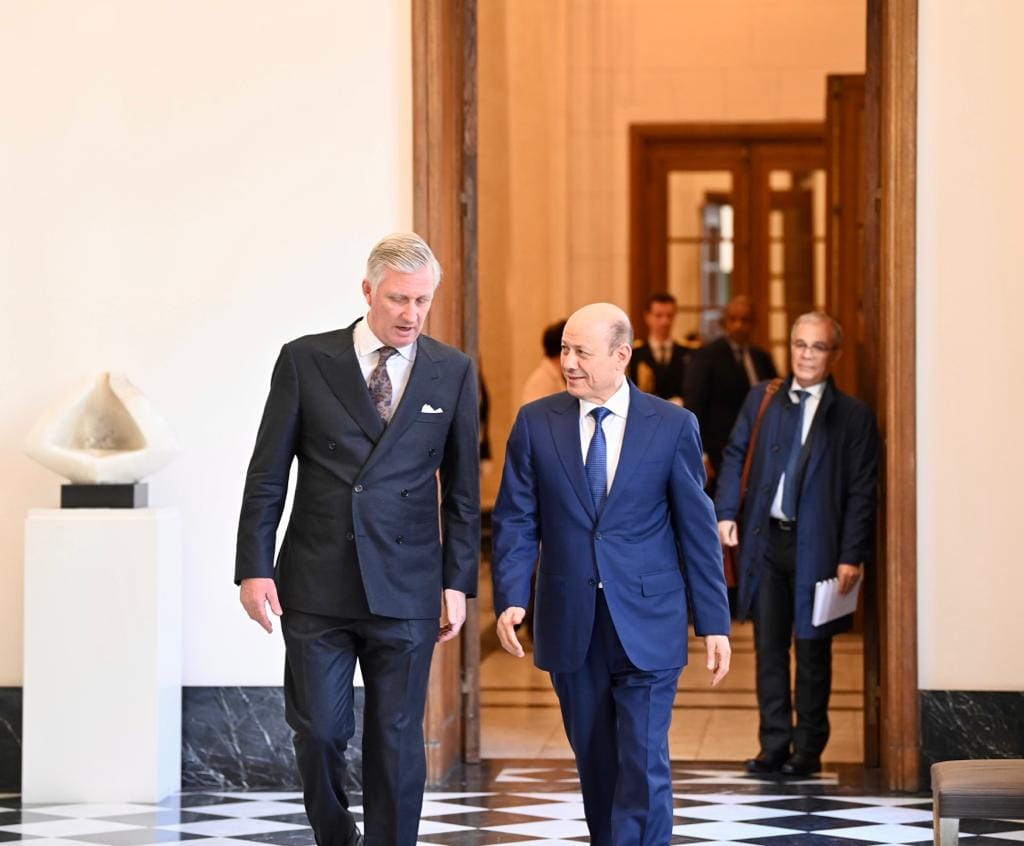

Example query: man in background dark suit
[715,312,879,777]
[493,303,731,845]
[685,295,776,490]
[235,233,480,846]
[629,292,692,404]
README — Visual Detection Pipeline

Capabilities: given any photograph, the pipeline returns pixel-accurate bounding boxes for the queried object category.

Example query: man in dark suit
[684,295,776,488]
[628,292,692,404]
[235,233,480,846]
[715,312,878,777]
[492,303,731,846]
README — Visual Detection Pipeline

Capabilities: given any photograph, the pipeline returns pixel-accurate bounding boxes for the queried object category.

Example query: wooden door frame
[412,0,479,785]
[413,0,919,791]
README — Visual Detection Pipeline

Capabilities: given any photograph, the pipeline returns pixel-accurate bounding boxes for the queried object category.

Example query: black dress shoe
[745,753,787,774]
[780,754,822,776]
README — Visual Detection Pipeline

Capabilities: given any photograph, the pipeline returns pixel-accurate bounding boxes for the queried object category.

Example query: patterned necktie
[585,406,612,512]
[781,389,811,519]
[368,346,397,423]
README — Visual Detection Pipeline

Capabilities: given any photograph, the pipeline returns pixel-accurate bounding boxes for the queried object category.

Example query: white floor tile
[418,800,491,816]
[208,791,304,801]
[483,819,592,837]
[674,803,804,822]
[509,792,584,802]
[674,792,793,804]
[193,800,307,818]
[671,820,804,839]
[24,803,158,818]
[813,806,935,824]
[830,795,941,806]
[0,840,129,846]
[0,819,141,837]
[496,802,587,820]
[156,818,307,837]
[815,823,945,843]
[416,819,474,834]
[421,792,495,800]
[988,832,1024,842]
[491,841,584,846]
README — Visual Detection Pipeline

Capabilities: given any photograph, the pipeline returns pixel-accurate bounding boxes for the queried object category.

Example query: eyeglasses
[791,340,833,356]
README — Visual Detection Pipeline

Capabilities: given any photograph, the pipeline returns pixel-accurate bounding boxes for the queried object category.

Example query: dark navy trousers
[550,591,682,846]
[281,609,436,846]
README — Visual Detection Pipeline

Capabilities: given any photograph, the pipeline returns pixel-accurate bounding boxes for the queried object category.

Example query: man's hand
[836,563,862,595]
[240,577,283,634]
[718,519,738,547]
[705,635,731,687]
[438,589,467,643]
[496,606,527,658]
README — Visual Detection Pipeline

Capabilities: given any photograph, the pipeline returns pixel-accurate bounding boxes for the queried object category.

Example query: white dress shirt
[770,379,826,520]
[353,315,416,415]
[578,378,631,495]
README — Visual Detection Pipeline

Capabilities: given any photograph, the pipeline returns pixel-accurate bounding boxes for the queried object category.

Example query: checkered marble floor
[3,762,1024,846]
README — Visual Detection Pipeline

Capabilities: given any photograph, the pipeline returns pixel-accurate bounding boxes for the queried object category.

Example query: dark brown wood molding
[412,0,474,786]
[878,0,919,792]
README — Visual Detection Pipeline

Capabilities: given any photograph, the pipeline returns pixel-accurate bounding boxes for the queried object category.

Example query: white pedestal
[23,508,182,802]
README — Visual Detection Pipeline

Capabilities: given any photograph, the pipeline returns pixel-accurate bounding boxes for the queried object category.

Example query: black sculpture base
[61,483,148,509]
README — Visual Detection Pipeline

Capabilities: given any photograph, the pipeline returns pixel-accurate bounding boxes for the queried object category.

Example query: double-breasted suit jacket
[234,320,480,619]
[492,383,730,673]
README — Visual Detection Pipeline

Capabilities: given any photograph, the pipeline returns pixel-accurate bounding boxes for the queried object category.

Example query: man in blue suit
[716,311,879,777]
[492,303,731,846]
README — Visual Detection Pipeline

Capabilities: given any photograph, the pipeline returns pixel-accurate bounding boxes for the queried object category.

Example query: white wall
[917,0,1024,690]
[0,1,412,685]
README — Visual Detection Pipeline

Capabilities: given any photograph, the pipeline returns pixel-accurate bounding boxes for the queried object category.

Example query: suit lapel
[799,379,835,485]
[313,324,385,442]
[361,339,442,474]
[602,385,660,514]
[547,395,596,521]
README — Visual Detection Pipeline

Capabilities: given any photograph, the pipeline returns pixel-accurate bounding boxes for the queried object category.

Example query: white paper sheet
[811,576,861,626]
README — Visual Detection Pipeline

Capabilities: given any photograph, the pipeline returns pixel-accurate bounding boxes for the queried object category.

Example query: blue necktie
[585,407,611,512]
[781,390,810,519]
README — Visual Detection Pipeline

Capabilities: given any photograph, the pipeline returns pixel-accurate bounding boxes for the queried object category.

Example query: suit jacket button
[770,444,781,453]
[595,532,602,540]
[328,441,336,450]
[354,484,364,493]
[428,448,437,456]
[345,531,354,541]
[396,535,405,544]
[400,489,409,497]
[754,527,761,535]
[588,578,596,587]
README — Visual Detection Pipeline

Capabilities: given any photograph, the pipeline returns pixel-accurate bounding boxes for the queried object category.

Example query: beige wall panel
[917,0,1024,691]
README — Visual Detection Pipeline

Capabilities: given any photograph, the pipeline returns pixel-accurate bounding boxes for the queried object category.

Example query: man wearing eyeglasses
[714,312,879,777]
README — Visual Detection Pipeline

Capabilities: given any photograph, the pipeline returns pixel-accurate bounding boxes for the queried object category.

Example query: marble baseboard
[920,690,1024,787]
[0,686,364,792]
[0,687,22,791]
[182,686,363,791]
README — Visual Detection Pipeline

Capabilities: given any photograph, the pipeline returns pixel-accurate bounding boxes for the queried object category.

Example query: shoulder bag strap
[739,377,785,507]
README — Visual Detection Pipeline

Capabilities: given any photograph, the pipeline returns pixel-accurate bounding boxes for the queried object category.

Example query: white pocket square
[420,404,444,414]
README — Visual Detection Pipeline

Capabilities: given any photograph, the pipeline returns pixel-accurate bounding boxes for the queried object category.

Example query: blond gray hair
[365,232,442,291]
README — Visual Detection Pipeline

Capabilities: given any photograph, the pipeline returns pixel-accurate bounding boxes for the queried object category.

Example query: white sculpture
[24,372,179,484]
